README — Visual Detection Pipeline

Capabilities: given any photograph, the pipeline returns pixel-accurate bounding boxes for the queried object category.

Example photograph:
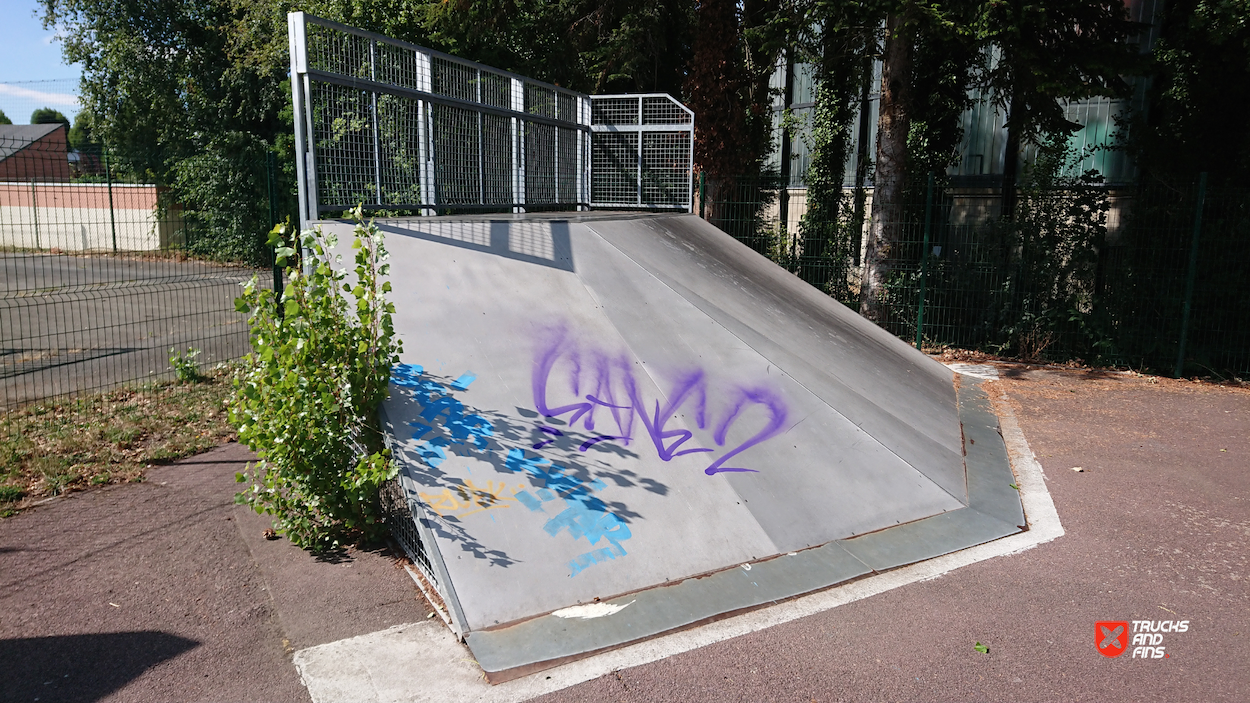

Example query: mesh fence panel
[1,136,282,410]
[642,132,692,205]
[592,98,639,126]
[525,122,557,204]
[376,93,425,206]
[311,82,376,207]
[700,175,1250,377]
[431,104,482,206]
[295,15,597,213]
[591,132,638,205]
[643,96,692,125]
[589,95,693,209]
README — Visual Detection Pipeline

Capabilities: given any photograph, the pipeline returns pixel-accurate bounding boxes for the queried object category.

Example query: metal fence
[590,94,694,210]
[287,12,694,223]
[0,135,279,410]
[699,174,1250,378]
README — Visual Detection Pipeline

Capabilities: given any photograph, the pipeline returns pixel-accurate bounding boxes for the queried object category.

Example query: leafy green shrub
[169,347,203,383]
[231,209,402,550]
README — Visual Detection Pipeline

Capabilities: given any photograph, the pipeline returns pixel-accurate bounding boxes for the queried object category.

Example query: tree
[685,0,781,226]
[0,109,11,125]
[685,0,753,205]
[976,0,1138,217]
[31,107,70,126]
[796,1,878,292]
[422,0,693,95]
[41,0,295,263]
[1128,0,1250,186]
[68,109,98,152]
[858,0,1138,320]
[859,5,921,322]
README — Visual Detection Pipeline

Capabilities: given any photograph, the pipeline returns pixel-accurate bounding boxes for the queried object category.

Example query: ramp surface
[319,212,1023,678]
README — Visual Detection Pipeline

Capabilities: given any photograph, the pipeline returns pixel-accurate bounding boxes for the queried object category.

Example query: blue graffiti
[507,448,632,578]
[392,364,632,577]
[394,364,493,451]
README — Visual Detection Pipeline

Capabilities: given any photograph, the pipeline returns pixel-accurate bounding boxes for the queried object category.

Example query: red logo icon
[1097,621,1129,657]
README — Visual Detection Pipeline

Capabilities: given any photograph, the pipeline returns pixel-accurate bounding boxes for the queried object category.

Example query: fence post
[915,171,934,351]
[104,148,118,253]
[698,170,705,219]
[266,151,284,319]
[29,179,40,249]
[1174,172,1207,378]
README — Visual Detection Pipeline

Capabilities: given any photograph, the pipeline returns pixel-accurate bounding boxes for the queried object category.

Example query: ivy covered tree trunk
[685,0,750,224]
[799,16,872,293]
[861,12,913,322]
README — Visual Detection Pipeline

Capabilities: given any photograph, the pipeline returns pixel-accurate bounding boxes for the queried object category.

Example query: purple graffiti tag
[532,425,563,450]
[578,435,620,452]
[704,386,790,475]
[623,368,714,461]
[529,323,793,476]
[532,326,637,442]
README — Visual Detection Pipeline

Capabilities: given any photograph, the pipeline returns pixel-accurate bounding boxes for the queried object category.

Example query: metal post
[1174,172,1208,378]
[266,151,284,319]
[477,69,484,206]
[915,171,934,351]
[415,50,434,215]
[29,179,40,250]
[636,95,643,206]
[288,12,313,228]
[576,97,587,210]
[511,78,525,212]
[687,104,695,213]
[104,148,117,252]
[369,41,383,207]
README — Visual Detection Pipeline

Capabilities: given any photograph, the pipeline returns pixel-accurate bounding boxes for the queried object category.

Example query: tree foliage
[31,107,70,126]
[232,210,402,550]
[40,0,294,264]
[68,109,98,152]
[1129,0,1250,186]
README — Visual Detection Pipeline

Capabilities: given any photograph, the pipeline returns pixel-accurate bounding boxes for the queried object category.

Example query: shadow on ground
[0,631,199,703]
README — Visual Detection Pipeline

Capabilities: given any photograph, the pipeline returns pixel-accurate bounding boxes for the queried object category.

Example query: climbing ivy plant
[231,208,402,550]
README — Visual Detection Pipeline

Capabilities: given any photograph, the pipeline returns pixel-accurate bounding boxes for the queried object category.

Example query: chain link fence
[697,172,1250,378]
[1,133,286,410]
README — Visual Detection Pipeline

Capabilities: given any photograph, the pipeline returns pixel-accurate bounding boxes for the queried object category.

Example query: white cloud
[0,83,79,107]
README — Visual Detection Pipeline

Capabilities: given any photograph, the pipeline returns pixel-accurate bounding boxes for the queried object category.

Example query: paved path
[1,366,1246,701]
[0,442,428,703]
[530,367,1249,702]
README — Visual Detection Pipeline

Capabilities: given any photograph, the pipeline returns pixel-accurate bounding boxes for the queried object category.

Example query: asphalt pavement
[1,365,1246,702]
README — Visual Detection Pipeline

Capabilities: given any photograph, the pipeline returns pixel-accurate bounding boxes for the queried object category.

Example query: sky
[0,0,83,124]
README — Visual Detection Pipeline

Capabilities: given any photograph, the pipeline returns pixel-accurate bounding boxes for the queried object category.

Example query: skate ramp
[318,212,1024,680]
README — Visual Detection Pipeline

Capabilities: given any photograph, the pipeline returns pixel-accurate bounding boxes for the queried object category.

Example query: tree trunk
[851,28,874,268]
[1000,88,1022,221]
[860,12,913,322]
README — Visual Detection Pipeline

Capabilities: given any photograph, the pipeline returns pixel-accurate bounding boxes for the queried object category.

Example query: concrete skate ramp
[318,212,1023,680]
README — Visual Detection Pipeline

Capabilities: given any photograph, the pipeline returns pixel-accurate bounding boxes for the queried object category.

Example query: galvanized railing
[589,94,695,211]
[287,13,694,222]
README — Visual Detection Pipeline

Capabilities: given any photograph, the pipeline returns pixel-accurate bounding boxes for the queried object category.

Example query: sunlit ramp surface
[319,211,1024,682]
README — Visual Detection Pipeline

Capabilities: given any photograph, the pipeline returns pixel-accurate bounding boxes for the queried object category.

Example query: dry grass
[0,367,236,517]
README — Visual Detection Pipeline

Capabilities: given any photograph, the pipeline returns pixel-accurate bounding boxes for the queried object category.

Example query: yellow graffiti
[419,480,523,518]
